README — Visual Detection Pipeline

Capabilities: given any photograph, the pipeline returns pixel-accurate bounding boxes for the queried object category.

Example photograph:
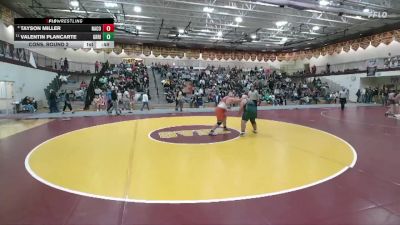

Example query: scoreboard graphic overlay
[14,18,114,49]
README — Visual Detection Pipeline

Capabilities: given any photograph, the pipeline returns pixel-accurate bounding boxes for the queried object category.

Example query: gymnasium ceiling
[2,0,400,51]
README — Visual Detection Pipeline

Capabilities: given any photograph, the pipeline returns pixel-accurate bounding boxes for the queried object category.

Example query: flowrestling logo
[149,125,240,144]
[368,10,388,18]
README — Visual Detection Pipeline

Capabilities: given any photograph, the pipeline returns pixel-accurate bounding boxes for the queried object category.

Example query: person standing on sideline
[62,91,74,114]
[59,58,63,71]
[49,89,58,113]
[63,57,69,72]
[141,92,150,111]
[175,88,184,112]
[238,95,257,136]
[356,89,361,103]
[108,88,121,115]
[95,61,100,73]
[339,88,347,111]
[383,87,389,106]
[122,90,131,111]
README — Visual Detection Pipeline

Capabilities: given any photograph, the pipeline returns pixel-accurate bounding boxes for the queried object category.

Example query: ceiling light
[250,34,257,39]
[342,15,367,20]
[363,8,370,13]
[225,5,238,9]
[134,6,142,13]
[217,31,223,37]
[280,37,288,44]
[104,2,118,8]
[305,9,323,13]
[235,17,243,23]
[319,0,330,6]
[70,0,79,7]
[136,25,142,30]
[312,25,320,31]
[178,28,185,34]
[203,7,214,13]
[275,21,288,27]
[258,2,280,7]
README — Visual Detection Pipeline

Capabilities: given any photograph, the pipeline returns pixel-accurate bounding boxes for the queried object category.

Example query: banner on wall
[29,52,37,68]
[383,55,400,68]
[366,58,377,76]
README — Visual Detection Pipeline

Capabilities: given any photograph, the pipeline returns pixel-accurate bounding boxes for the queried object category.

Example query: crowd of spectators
[92,61,151,113]
[357,86,400,106]
[153,63,342,107]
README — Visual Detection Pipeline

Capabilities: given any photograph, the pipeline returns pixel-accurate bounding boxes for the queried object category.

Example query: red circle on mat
[149,125,240,144]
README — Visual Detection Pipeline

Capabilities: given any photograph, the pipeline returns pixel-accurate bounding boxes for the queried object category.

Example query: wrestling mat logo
[149,125,240,144]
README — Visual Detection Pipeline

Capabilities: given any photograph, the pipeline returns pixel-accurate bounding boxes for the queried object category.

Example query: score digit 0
[102,24,114,32]
[102,32,114,41]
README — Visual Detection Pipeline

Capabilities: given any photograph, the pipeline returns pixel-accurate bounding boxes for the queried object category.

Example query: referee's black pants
[340,98,346,110]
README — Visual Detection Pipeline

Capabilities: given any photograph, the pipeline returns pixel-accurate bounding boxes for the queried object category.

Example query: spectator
[141,92,150,111]
[107,87,121,115]
[122,90,131,111]
[95,61,100,73]
[21,96,36,113]
[175,88,184,112]
[214,92,222,106]
[80,81,88,89]
[59,58,63,71]
[63,57,69,72]
[356,89,361,103]
[62,92,75,114]
[94,94,105,111]
[49,89,58,113]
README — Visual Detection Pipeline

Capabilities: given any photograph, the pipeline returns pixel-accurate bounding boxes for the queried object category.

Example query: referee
[339,88,347,111]
[248,86,260,106]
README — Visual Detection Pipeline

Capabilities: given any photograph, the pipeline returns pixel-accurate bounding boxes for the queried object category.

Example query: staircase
[58,74,93,93]
[57,74,94,111]
[319,77,343,93]
[44,74,61,102]
[148,67,167,104]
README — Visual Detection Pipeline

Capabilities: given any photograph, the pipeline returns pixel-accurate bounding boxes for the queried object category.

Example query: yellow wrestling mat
[25,116,356,203]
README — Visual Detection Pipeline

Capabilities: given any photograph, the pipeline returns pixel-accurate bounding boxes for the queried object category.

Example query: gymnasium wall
[0,61,57,108]
[321,73,365,102]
